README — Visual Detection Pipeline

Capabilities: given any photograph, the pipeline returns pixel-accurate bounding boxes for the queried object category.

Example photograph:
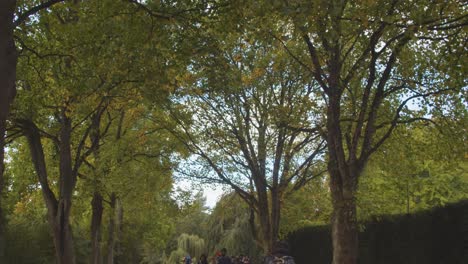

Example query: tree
[168,27,326,251]
[280,175,332,235]
[205,193,262,260]
[9,0,189,262]
[358,122,468,219]
[268,1,467,262]
[0,1,66,258]
[9,1,131,261]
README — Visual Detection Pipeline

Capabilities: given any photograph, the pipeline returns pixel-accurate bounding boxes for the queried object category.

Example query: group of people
[183,248,246,264]
[183,241,295,264]
[213,248,250,264]
[263,241,296,264]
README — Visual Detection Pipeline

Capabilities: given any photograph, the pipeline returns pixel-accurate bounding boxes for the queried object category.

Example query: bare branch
[375,117,436,129]
[302,34,329,92]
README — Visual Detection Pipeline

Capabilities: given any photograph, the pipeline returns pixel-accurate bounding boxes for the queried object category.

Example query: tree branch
[302,34,329,92]
[126,0,174,20]
[14,0,66,27]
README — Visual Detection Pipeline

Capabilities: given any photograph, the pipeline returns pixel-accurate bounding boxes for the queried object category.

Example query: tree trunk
[330,176,358,264]
[327,147,360,264]
[259,211,272,252]
[328,161,360,264]
[0,120,6,261]
[270,188,281,247]
[0,0,17,129]
[106,194,124,264]
[252,178,272,252]
[326,91,359,264]
[56,113,76,264]
[91,192,103,264]
[115,197,123,264]
[0,0,17,259]
[23,118,76,264]
[52,199,76,264]
[106,193,116,264]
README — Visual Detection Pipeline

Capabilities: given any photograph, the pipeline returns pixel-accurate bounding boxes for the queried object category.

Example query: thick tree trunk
[56,113,76,264]
[0,0,17,127]
[255,185,273,252]
[23,118,76,264]
[52,199,76,264]
[328,161,359,264]
[0,0,17,259]
[106,193,124,264]
[330,175,358,264]
[258,208,272,252]
[0,120,6,261]
[326,91,359,264]
[91,192,103,264]
[270,188,281,246]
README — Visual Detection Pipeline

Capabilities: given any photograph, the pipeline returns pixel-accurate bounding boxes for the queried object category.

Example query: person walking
[217,248,232,264]
[263,241,295,264]
[198,253,209,264]
[184,254,192,264]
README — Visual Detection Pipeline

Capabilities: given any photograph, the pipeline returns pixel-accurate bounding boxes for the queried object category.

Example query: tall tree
[0,0,66,258]
[268,1,467,262]
[168,30,326,251]
[10,1,128,261]
[0,2,17,258]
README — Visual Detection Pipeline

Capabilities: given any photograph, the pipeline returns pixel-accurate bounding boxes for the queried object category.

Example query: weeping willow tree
[204,193,262,261]
[166,248,186,264]
[166,233,205,264]
[218,214,261,259]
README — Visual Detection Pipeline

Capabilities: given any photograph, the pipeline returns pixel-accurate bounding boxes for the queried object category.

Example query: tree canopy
[0,1,466,264]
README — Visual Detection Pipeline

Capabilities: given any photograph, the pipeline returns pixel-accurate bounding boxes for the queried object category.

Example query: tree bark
[327,90,360,264]
[91,192,103,264]
[254,178,273,252]
[115,197,123,264]
[0,120,6,261]
[328,146,359,264]
[106,193,116,264]
[330,172,358,264]
[23,118,76,264]
[56,112,76,264]
[0,0,17,259]
[270,187,281,249]
[258,204,272,252]
[106,194,124,264]
[53,199,76,264]
[0,0,17,128]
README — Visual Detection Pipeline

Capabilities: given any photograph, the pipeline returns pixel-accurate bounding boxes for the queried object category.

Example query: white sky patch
[174,179,227,209]
[203,185,225,209]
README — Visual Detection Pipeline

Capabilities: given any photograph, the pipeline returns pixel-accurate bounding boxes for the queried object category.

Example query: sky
[175,179,226,209]
[204,185,225,208]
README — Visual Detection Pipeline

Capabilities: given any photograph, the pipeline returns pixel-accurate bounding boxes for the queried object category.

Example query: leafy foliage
[1,0,466,263]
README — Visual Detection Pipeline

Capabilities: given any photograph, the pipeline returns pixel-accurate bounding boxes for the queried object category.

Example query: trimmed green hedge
[288,200,468,264]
